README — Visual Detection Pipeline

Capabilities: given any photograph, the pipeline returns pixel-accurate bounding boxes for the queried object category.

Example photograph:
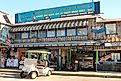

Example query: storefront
[95,45,121,72]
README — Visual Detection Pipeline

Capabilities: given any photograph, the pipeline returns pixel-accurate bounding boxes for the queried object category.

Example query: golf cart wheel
[20,71,26,78]
[29,72,37,79]
[46,70,51,76]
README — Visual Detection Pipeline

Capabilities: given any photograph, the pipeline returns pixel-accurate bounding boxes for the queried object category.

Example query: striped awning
[43,24,47,29]
[38,24,44,30]
[52,23,57,29]
[48,23,54,29]
[56,22,60,28]
[60,22,64,28]
[35,25,40,30]
[71,21,76,27]
[46,24,50,29]
[79,20,83,26]
[11,20,86,32]
[63,22,68,27]
[75,21,79,27]
[67,21,71,27]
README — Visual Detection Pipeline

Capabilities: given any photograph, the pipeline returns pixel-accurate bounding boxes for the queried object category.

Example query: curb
[52,72,121,79]
[0,69,121,79]
[0,69,21,73]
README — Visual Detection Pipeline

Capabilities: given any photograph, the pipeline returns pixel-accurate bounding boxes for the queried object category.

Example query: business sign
[105,42,121,47]
[15,1,100,23]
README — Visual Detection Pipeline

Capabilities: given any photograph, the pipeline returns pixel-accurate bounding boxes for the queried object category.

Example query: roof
[0,11,9,15]
[13,15,101,26]
[97,18,121,23]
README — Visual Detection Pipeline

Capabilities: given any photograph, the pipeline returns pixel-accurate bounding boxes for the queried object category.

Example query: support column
[96,50,99,72]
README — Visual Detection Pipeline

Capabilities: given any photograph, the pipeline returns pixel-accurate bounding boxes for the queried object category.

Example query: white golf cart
[20,50,53,79]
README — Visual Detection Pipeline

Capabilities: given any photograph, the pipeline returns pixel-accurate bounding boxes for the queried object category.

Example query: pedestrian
[74,60,79,72]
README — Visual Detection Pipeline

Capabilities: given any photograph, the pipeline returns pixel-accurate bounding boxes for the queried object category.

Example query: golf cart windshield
[26,50,51,60]
[24,50,51,66]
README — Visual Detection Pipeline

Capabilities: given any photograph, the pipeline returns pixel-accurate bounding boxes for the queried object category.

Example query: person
[6,58,11,67]
[74,60,79,72]
[14,58,18,68]
[44,60,48,67]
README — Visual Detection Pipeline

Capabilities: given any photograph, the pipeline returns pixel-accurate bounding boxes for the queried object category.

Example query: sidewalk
[0,68,121,78]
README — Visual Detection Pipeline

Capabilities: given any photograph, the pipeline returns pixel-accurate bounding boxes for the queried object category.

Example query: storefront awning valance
[11,19,89,32]
[48,23,54,29]
[38,24,44,30]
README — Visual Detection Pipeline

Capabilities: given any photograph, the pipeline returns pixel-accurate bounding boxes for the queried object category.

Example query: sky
[0,0,121,22]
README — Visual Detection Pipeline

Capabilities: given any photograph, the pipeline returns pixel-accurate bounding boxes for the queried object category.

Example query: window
[67,29,76,36]
[77,28,87,36]
[57,29,65,36]
[31,31,37,38]
[22,32,29,39]
[14,33,21,39]
[47,30,55,37]
[105,24,116,35]
[39,31,46,38]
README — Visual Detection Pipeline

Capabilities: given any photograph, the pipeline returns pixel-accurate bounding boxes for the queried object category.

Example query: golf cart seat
[36,64,45,69]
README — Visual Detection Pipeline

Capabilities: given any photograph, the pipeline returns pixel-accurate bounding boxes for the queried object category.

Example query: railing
[12,36,88,44]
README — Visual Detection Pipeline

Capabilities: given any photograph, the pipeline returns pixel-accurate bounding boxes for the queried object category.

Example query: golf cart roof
[26,50,51,54]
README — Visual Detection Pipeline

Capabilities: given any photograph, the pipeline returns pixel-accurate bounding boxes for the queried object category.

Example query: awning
[46,24,50,29]
[59,22,64,28]
[71,21,76,27]
[43,24,47,29]
[35,25,40,30]
[26,26,31,31]
[56,22,61,28]
[67,21,71,27]
[20,26,26,31]
[29,26,33,30]
[79,20,82,26]
[31,25,37,30]
[75,21,79,26]
[48,23,54,29]
[63,22,68,27]
[17,27,21,31]
[38,24,44,30]
[52,23,57,29]
[13,28,17,32]
[83,20,87,26]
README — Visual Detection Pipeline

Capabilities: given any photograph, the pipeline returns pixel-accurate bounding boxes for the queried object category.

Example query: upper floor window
[77,28,87,36]
[22,32,29,39]
[31,31,37,38]
[14,33,21,39]
[105,24,116,35]
[39,30,46,38]
[47,30,55,37]
[67,29,76,36]
[57,29,65,36]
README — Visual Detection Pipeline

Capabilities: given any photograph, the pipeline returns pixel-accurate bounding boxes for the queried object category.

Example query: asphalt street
[0,72,121,81]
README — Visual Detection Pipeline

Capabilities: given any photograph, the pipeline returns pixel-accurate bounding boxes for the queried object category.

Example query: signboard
[15,1,100,23]
[105,42,121,47]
